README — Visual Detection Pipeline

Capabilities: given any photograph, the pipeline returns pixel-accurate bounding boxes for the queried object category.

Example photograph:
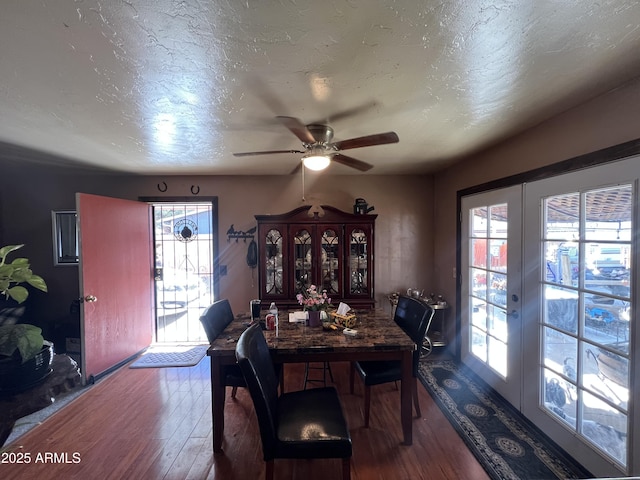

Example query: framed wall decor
[51,210,78,266]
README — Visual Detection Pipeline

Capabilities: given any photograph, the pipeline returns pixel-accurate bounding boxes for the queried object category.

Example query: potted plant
[0,244,51,392]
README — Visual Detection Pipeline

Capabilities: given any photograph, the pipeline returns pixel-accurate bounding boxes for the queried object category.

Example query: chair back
[235,323,279,459]
[394,295,433,374]
[199,299,234,343]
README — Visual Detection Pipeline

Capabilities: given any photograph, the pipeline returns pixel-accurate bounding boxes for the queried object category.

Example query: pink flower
[296,284,332,311]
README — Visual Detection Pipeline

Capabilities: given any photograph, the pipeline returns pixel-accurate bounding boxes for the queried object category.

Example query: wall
[6,76,638,346]
[432,76,640,353]
[0,165,433,336]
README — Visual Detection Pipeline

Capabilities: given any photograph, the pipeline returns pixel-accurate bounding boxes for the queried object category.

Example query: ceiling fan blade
[311,101,378,125]
[233,149,304,157]
[332,153,373,172]
[276,116,316,143]
[333,131,399,151]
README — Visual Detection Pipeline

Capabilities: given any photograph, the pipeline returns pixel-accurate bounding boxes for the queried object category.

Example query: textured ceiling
[1,1,640,175]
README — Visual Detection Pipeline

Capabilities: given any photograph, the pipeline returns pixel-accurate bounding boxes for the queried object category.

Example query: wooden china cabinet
[255,205,376,309]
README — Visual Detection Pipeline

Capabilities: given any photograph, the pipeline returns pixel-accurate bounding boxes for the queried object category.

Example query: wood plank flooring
[1,356,489,480]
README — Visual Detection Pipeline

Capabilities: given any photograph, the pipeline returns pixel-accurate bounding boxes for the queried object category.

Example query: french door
[522,158,638,476]
[460,185,522,407]
[461,158,639,476]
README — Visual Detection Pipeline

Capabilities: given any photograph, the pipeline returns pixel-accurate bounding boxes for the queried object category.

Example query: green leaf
[7,286,29,304]
[27,275,48,293]
[0,244,24,262]
[9,257,29,267]
[0,244,47,303]
[0,324,44,361]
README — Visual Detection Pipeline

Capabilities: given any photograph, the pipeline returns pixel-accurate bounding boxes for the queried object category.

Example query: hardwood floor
[1,357,489,480]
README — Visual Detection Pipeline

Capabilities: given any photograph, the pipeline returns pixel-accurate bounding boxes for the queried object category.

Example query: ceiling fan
[233,116,399,172]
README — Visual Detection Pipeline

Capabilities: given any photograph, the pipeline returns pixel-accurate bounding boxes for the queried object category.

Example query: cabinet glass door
[293,228,312,294]
[320,227,340,297]
[264,228,284,295]
[349,227,369,295]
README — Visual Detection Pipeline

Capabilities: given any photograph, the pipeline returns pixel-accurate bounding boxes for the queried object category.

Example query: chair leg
[364,385,371,427]
[342,457,351,480]
[231,386,238,399]
[326,362,334,382]
[303,362,332,389]
[303,362,311,390]
[265,460,274,480]
[279,366,285,394]
[349,362,355,394]
[412,378,421,418]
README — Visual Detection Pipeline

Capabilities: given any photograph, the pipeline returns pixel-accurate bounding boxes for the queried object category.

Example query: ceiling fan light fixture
[303,154,331,171]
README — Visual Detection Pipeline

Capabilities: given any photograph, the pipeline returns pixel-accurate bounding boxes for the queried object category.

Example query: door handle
[508,309,519,320]
[83,295,97,303]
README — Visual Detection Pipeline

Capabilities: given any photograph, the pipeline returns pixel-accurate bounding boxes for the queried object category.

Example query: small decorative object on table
[296,285,331,327]
[330,302,357,328]
[330,312,357,329]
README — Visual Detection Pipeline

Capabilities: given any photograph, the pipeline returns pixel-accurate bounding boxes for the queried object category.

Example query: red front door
[76,193,153,383]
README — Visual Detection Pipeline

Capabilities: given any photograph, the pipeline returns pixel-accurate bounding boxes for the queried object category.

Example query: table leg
[211,356,225,453]
[400,350,413,445]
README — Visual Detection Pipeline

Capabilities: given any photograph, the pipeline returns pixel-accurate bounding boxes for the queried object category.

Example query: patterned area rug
[129,344,208,368]
[418,359,592,480]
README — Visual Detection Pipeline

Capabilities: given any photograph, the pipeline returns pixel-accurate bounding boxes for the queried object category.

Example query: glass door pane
[265,228,284,295]
[320,227,340,296]
[293,228,312,294]
[469,203,509,377]
[349,228,369,295]
[540,185,632,468]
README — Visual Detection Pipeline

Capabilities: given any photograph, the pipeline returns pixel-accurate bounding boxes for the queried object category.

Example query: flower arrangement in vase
[296,285,331,326]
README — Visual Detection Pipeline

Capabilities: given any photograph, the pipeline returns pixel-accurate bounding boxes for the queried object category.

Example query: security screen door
[461,185,523,407]
[152,201,216,343]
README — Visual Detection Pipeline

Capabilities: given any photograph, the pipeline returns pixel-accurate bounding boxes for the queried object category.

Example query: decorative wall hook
[191,185,200,195]
[157,181,168,192]
[227,224,257,243]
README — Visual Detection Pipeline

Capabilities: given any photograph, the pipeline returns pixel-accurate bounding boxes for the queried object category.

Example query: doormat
[129,344,208,368]
[418,359,592,480]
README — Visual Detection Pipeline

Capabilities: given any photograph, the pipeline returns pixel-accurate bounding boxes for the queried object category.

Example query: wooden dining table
[206,308,416,453]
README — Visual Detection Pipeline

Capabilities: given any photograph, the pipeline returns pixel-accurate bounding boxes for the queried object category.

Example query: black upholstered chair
[199,299,247,398]
[350,295,434,427]
[236,323,352,480]
[200,299,283,399]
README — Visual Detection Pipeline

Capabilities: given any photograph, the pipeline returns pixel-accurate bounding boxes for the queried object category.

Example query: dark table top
[207,309,415,358]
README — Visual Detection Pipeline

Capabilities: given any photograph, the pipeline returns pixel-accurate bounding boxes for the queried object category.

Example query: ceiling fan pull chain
[301,161,306,202]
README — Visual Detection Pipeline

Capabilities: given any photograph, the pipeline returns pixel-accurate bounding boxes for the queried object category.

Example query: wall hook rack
[226,224,256,243]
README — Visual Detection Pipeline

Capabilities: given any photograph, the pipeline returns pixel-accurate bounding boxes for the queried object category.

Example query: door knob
[83,295,97,303]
